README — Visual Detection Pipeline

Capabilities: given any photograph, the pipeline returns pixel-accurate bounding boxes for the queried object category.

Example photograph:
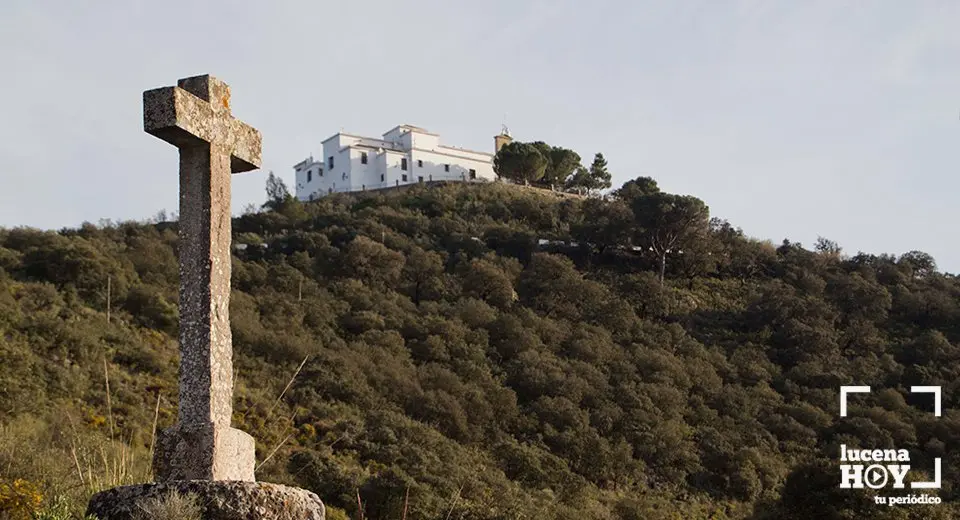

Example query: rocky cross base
[86,481,325,520]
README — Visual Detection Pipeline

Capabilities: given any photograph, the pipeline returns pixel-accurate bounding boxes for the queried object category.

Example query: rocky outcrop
[87,481,324,520]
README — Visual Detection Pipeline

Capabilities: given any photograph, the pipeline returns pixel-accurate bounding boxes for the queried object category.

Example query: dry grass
[131,491,202,520]
[0,414,150,519]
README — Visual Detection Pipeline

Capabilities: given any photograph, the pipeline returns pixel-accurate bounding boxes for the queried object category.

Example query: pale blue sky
[1,1,958,271]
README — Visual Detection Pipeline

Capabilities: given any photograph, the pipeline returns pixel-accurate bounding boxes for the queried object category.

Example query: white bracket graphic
[840,386,870,417]
[912,458,941,489]
[910,386,942,489]
[911,386,942,417]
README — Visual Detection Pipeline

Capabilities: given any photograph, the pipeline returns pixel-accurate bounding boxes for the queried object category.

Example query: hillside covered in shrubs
[1,177,959,519]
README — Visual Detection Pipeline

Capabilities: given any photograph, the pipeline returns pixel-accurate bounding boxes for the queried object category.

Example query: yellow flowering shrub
[0,479,43,519]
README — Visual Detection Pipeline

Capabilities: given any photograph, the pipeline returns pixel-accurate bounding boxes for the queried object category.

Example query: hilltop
[0,179,958,519]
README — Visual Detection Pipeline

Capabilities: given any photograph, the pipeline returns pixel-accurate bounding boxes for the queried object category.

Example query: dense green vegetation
[1,176,958,519]
[492,140,611,194]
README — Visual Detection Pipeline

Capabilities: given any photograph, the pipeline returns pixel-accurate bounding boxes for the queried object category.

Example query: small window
[328,156,334,168]
[418,176,424,183]
[380,174,385,182]
[417,160,423,168]
[469,169,477,179]
[342,172,347,180]
[401,158,408,170]
[307,170,312,182]
[402,174,408,182]
[319,168,324,177]
[444,164,450,172]
[361,152,368,164]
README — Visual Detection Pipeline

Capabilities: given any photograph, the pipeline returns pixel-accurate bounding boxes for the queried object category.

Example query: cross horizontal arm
[144,86,215,147]
[228,119,262,173]
[143,86,262,173]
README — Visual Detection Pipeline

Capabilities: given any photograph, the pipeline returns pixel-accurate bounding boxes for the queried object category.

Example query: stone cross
[143,75,261,482]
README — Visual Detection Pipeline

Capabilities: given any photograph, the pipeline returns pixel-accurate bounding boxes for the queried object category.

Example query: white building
[294,125,513,200]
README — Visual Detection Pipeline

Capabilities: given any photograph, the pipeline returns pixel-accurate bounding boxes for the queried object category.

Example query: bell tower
[494,124,513,153]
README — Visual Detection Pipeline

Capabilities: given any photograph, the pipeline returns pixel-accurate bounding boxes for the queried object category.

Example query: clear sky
[1,1,958,272]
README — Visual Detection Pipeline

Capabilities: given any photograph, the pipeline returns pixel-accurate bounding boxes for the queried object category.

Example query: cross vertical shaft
[177,143,234,426]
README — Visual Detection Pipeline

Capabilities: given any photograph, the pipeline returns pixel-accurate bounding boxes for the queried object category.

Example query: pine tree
[494,142,548,185]
[263,171,292,210]
[588,153,612,193]
[563,166,593,195]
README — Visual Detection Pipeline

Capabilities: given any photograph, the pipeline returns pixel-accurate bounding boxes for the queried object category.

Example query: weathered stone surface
[142,74,261,482]
[87,481,325,520]
[176,140,236,430]
[144,76,262,172]
[153,423,255,481]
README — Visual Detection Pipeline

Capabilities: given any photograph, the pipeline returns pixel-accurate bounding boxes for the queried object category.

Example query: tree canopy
[493,141,547,185]
[495,139,609,194]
